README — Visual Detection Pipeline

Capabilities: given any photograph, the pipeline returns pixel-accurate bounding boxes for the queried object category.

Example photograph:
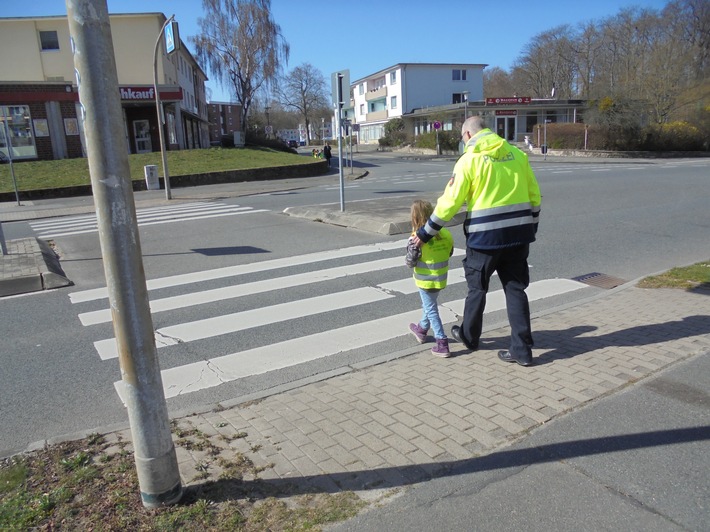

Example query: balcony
[365,86,387,101]
[366,109,388,121]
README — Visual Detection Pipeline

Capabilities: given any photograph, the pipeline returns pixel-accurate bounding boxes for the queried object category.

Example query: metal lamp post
[152,14,176,200]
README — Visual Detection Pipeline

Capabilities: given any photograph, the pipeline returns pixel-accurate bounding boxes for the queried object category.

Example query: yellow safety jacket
[417,129,541,250]
[413,228,454,290]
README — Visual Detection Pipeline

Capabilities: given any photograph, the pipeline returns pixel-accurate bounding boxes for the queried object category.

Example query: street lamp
[321,117,325,141]
[462,90,469,121]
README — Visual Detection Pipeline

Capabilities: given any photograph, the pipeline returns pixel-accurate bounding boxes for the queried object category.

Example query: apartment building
[351,63,484,144]
[207,101,243,145]
[0,12,209,162]
[350,63,585,145]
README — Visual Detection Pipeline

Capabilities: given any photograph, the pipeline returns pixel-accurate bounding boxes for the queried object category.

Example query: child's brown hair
[410,200,434,232]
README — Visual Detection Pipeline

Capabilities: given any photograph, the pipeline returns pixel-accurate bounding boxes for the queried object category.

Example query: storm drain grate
[572,272,627,289]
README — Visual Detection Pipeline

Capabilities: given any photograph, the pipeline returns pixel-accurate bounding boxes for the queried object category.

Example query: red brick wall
[0,83,82,161]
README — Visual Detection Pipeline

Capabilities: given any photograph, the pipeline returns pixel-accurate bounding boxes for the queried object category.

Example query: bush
[531,120,708,152]
[640,122,706,151]
[379,118,408,148]
[245,131,294,153]
[414,130,460,152]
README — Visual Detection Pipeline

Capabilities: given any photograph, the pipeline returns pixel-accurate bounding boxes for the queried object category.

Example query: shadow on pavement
[532,315,710,364]
[190,425,710,500]
[192,246,270,257]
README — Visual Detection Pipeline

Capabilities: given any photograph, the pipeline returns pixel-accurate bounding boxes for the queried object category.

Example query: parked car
[287,140,299,148]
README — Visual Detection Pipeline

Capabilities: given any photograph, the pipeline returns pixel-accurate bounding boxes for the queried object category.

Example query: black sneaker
[497,350,533,367]
[451,325,476,351]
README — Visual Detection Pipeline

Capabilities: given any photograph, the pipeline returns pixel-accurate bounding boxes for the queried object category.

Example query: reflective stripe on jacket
[413,228,453,290]
[417,129,541,250]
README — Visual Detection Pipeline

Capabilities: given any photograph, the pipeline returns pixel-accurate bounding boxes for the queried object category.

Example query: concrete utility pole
[65,0,182,508]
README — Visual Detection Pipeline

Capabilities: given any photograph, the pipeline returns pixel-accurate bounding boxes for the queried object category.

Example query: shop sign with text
[486,97,531,105]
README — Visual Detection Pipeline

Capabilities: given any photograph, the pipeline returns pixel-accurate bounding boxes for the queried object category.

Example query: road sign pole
[433,120,441,155]
[337,73,345,212]
[154,15,175,200]
[0,221,7,256]
[65,0,182,508]
[1,106,21,206]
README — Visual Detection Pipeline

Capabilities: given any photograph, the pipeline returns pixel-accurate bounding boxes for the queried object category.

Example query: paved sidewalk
[44,283,706,521]
[0,237,71,296]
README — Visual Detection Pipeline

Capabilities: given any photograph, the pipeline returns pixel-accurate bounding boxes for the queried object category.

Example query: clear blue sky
[5,0,670,102]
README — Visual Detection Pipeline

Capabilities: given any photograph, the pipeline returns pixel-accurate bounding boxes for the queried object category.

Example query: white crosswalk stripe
[68,239,588,401]
[29,201,269,239]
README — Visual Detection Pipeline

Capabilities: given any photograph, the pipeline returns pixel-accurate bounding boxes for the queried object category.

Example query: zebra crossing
[318,171,450,190]
[68,239,588,403]
[29,201,269,239]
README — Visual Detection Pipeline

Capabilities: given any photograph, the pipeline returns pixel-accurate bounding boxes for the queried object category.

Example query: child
[406,200,454,357]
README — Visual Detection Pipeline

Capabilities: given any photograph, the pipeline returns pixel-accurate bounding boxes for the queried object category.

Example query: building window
[390,96,397,109]
[359,103,365,115]
[390,71,397,84]
[0,105,37,160]
[39,30,60,51]
[452,69,467,81]
[359,84,364,95]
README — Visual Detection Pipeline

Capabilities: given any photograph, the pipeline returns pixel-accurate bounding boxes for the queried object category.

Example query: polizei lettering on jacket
[120,87,155,100]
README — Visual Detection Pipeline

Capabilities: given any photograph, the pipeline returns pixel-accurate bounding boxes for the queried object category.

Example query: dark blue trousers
[461,244,533,360]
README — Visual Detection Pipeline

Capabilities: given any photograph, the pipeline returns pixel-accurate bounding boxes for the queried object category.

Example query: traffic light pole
[65,0,182,508]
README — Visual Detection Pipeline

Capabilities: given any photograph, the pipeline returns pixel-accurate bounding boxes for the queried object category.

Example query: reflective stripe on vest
[465,202,534,233]
[413,234,451,290]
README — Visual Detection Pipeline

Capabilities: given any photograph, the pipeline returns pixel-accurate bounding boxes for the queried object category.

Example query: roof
[351,62,489,84]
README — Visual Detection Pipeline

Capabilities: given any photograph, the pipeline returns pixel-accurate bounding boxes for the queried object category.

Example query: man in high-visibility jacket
[413,115,541,366]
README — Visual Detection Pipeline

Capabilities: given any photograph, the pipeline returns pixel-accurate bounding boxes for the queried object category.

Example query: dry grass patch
[1,423,366,530]
[637,260,710,290]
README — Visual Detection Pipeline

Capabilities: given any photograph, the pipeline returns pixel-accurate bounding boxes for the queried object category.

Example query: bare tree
[275,63,328,144]
[483,67,516,98]
[570,22,603,99]
[664,0,710,80]
[513,25,577,99]
[190,0,290,134]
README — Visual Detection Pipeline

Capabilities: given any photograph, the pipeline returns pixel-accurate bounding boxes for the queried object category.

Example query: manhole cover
[572,272,627,289]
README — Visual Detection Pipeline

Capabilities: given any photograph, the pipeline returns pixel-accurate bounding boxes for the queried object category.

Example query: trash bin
[144,165,159,190]
[540,145,548,155]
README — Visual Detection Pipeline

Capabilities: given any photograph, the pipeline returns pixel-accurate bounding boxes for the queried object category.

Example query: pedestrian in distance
[406,199,455,358]
[412,115,541,366]
[323,142,332,167]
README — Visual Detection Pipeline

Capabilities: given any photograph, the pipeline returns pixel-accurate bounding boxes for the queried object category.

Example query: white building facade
[351,63,485,144]
[348,62,586,146]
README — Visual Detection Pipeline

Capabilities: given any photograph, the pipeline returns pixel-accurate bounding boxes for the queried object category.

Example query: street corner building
[0,12,210,162]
